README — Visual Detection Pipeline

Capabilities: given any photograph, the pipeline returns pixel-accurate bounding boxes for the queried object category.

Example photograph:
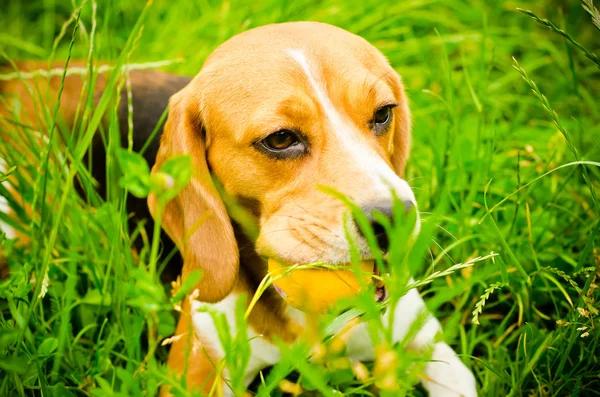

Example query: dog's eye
[263,130,299,150]
[374,106,391,124]
[255,130,307,159]
[371,104,397,136]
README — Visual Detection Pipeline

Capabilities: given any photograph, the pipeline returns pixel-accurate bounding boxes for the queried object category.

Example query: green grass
[1,0,599,395]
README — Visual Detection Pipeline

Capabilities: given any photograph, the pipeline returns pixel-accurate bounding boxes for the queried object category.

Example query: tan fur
[0,60,98,252]
[164,300,222,396]
[148,89,240,303]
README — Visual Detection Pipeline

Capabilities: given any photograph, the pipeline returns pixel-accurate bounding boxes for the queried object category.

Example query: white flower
[161,333,184,346]
[38,273,49,299]
[188,289,200,303]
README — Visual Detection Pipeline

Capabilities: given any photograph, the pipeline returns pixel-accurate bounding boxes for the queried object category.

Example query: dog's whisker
[267,213,337,234]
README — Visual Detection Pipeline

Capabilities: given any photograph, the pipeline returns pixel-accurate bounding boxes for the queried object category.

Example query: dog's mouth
[373,264,388,303]
[268,257,388,310]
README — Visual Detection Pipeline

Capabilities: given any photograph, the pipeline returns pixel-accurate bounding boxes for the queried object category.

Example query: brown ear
[387,71,412,177]
[148,88,238,303]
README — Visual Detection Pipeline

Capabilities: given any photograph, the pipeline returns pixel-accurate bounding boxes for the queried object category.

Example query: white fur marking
[423,342,477,397]
[285,302,308,328]
[344,286,432,362]
[285,48,416,206]
[0,158,16,239]
[343,284,477,396]
[189,289,475,396]
[190,294,281,396]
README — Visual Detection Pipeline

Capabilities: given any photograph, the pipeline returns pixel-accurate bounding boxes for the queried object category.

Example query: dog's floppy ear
[387,71,412,177]
[148,88,238,303]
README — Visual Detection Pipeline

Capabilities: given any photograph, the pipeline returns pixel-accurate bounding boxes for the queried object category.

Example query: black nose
[356,200,414,252]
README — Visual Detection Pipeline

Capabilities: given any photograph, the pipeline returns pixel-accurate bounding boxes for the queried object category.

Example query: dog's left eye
[255,130,307,159]
[371,104,396,135]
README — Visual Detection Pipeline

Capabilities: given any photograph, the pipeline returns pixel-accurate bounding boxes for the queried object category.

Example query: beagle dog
[0,22,477,396]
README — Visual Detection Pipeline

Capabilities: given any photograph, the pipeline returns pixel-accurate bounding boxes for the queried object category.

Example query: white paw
[421,342,477,397]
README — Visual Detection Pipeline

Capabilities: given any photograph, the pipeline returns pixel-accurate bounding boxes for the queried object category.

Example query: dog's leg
[390,288,477,397]
[163,293,281,396]
[161,299,226,397]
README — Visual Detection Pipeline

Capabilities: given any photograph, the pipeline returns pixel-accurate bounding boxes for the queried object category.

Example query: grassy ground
[1,0,599,396]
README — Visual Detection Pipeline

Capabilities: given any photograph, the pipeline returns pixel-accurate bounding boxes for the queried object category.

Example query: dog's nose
[356,200,414,252]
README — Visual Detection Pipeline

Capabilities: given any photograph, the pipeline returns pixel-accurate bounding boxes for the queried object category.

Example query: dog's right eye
[255,130,307,159]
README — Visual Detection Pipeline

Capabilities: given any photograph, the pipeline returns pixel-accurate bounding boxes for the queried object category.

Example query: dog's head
[149,22,416,303]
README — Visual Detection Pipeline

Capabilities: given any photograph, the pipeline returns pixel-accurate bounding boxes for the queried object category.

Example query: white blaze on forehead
[285,48,415,204]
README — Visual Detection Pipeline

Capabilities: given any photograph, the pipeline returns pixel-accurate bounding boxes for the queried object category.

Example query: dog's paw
[421,342,477,397]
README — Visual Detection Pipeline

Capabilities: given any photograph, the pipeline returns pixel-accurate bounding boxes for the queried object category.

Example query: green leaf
[0,355,28,374]
[117,149,151,198]
[171,269,203,303]
[38,337,59,357]
[328,369,355,386]
[81,289,112,306]
[470,356,511,383]
[0,329,18,349]
[157,311,176,338]
[94,375,114,393]
[154,155,193,202]
[0,165,16,182]
[160,155,192,182]
[117,149,150,176]
[51,382,74,397]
